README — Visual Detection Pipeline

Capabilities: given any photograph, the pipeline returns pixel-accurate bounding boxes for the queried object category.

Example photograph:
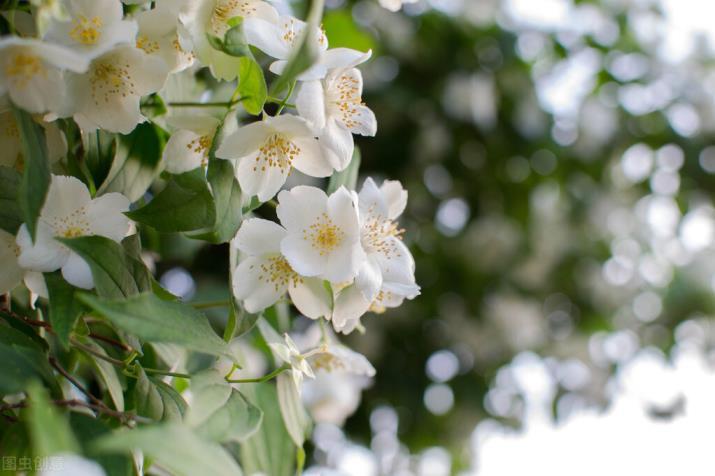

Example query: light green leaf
[327,148,361,193]
[44,272,84,349]
[277,372,311,447]
[190,158,242,243]
[12,105,50,241]
[133,367,186,422]
[238,56,267,115]
[231,300,259,338]
[69,413,133,476]
[26,381,80,457]
[126,168,216,233]
[93,423,244,476]
[78,292,236,363]
[240,383,295,476]
[99,122,165,202]
[0,166,22,234]
[60,235,151,299]
[78,338,125,411]
[223,19,251,57]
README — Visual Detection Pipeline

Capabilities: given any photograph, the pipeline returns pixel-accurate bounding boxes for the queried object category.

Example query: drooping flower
[180,0,279,80]
[16,175,131,289]
[332,178,419,333]
[65,45,169,133]
[215,114,333,202]
[0,230,23,294]
[232,218,332,318]
[134,1,195,73]
[43,0,138,59]
[0,37,89,114]
[296,61,376,171]
[378,0,418,12]
[162,115,221,174]
[277,185,365,283]
[243,14,369,81]
[269,333,315,392]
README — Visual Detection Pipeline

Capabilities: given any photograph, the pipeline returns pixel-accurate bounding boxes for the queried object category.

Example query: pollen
[69,15,103,46]
[251,255,302,292]
[303,213,344,255]
[136,35,160,54]
[211,0,257,36]
[48,207,91,238]
[362,205,404,259]
[90,60,136,105]
[312,353,345,372]
[187,135,213,167]
[5,53,44,88]
[330,72,364,130]
[253,133,300,173]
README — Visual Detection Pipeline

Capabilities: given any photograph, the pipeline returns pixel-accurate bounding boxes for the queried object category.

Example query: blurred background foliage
[146,0,715,473]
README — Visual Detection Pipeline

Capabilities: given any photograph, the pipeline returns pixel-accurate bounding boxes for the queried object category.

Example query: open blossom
[277,185,365,283]
[134,1,195,73]
[66,45,168,133]
[162,115,221,174]
[180,0,278,80]
[43,0,138,59]
[244,14,368,81]
[332,178,419,333]
[232,218,331,318]
[0,37,89,114]
[16,175,130,289]
[215,114,332,202]
[269,333,315,393]
[296,60,376,171]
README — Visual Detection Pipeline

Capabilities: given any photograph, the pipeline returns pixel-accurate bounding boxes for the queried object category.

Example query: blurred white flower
[232,218,332,318]
[377,0,418,12]
[40,454,106,476]
[16,175,130,289]
[0,37,89,114]
[162,115,221,174]
[43,0,138,59]
[134,0,195,73]
[216,114,332,202]
[277,185,365,284]
[270,332,315,392]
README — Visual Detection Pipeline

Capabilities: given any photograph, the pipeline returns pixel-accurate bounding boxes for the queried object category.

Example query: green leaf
[186,370,262,443]
[223,19,252,58]
[0,423,32,475]
[0,166,22,234]
[60,235,151,299]
[25,381,80,457]
[323,10,376,52]
[276,372,311,447]
[84,130,117,189]
[44,272,84,349]
[0,324,59,397]
[93,423,244,476]
[0,308,48,351]
[327,147,361,193]
[11,105,50,241]
[190,159,242,243]
[238,56,267,115]
[240,383,295,476]
[206,33,224,51]
[99,122,165,202]
[69,413,133,476]
[132,367,186,422]
[78,292,237,363]
[231,300,259,338]
[78,338,125,411]
[126,169,216,233]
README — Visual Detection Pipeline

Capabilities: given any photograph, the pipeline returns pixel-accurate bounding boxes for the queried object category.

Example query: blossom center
[304,213,344,255]
[5,53,44,88]
[362,207,404,257]
[312,353,345,372]
[253,133,300,172]
[136,35,160,54]
[188,135,213,167]
[70,15,103,45]
[329,73,363,129]
[90,61,135,104]
[211,0,257,36]
[48,208,91,238]
[253,255,301,291]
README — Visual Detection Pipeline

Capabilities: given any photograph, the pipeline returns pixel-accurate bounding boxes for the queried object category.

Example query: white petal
[296,80,326,130]
[358,177,388,218]
[320,48,372,71]
[243,17,291,59]
[320,119,354,171]
[216,121,270,160]
[24,271,48,300]
[235,147,290,202]
[291,136,333,178]
[291,368,304,391]
[349,104,377,137]
[381,180,408,219]
[87,193,130,241]
[321,239,365,283]
[269,114,313,137]
[280,234,324,278]
[16,223,68,272]
[276,186,328,233]
[233,256,286,312]
[327,187,361,239]
[268,342,292,364]
[61,251,95,289]
[235,218,286,256]
[288,277,331,319]
[355,255,383,303]
[163,129,207,174]
[332,284,369,334]
[42,175,92,223]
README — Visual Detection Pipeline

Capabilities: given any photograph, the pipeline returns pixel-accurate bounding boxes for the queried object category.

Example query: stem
[276,81,297,115]
[226,364,290,384]
[0,399,151,425]
[165,99,245,108]
[319,317,329,345]
[88,332,132,352]
[49,356,105,409]
[141,367,191,379]
[71,338,126,366]
[192,299,231,310]
[266,96,296,109]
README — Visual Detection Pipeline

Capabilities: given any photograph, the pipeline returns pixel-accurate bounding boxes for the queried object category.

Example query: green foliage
[192,158,243,243]
[0,324,59,397]
[79,339,126,411]
[132,367,187,422]
[84,130,117,190]
[69,414,134,476]
[0,166,22,234]
[327,148,361,193]
[25,382,80,457]
[238,57,268,115]
[322,10,376,52]
[44,272,85,349]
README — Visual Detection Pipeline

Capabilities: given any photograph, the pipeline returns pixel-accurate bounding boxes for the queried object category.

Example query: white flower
[0,37,89,114]
[269,333,315,392]
[378,0,418,12]
[232,218,332,318]
[277,185,366,283]
[180,0,279,80]
[31,0,70,37]
[0,230,23,294]
[16,175,131,289]
[66,45,169,133]
[43,0,138,59]
[162,115,221,174]
[296,61,376,171]
[0,107,67,170]
[40,454,106,476]
[135,1,195,73]
[332,178,419,333]
[215,114,333,202]
[244,14,369,81]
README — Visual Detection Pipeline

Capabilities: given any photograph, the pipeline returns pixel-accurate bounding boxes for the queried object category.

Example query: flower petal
[87,193,130,241]
[320,118,354,171]
[16,222,68,272]
[380,180,408,219]
[42,175,92,223]
[296,80,326,130]
[288,277,332,319]
[233,256,286,312]
[216,121,270,160]
[276,186,328,233]
[291,136,334,178]
[61,251,94,289]
[235,218,286,256]
[243,17,291,59]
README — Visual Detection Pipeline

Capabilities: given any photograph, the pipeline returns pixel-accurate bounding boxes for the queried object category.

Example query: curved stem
[226,364,290,383]
[141,367,191,379]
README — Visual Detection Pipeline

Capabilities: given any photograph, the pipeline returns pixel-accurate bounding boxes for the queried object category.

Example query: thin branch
[141,368,191,379]
[0,399,152,425]
[71,338,127,366]
[226,364,290,384]
[88,332,132,352]
[49,356,106,409]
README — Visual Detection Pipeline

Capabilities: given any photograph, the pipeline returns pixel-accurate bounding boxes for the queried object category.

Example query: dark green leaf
[44,272,84,349]
[77,338,125,411]
[238,56,267,115]
[84,130,117,189]
[11,105,50,241]
[327,148,361,193]
[60,235,151,299]
[0,325,59,397]
[69,413,133,476]
[126,169,216,233]
[0,309,48,351]
[190,159,242,243]
[78,292,237,363]
[0,166,22,234]
[25,381,80,457]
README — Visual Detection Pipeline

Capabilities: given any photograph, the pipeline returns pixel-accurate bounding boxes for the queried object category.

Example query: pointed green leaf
[190,159,243,243]
[78,338,125,411]
[238,56,267,115]
[44,272,85,349]
[0,324,60,397]
[132,367,186,422]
